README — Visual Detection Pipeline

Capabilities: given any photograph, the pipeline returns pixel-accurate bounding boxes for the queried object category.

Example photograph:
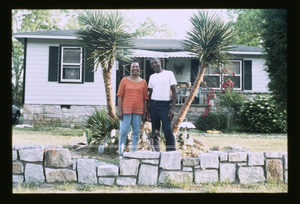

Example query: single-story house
[13,29,270,126]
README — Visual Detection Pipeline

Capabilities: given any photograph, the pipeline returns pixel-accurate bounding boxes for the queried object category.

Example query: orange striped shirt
[117,77,149,114]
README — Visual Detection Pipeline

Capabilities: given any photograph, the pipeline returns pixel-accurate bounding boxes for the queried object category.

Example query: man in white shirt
[147,58,177,152]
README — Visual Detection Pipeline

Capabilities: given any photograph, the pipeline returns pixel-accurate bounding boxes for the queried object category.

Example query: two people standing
[117,58,177,156]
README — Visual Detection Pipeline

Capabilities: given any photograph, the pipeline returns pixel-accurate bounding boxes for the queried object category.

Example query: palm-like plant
[172,11,235,134]
[77,10,133,121]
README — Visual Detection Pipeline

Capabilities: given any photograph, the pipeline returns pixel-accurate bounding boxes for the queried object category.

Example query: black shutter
[191,59,199,84]
[244,60,252,90]
[84,48,94,82]
[48,46,59,81]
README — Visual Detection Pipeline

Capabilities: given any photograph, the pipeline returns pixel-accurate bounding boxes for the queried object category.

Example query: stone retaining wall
[12,145,287,186]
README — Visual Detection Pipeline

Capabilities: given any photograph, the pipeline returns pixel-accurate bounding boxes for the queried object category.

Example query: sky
[56,9,234,39]
[120,9,234,39]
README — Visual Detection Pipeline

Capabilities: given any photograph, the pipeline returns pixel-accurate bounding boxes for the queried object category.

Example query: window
[60,46,82,83]
[203,60,242,90]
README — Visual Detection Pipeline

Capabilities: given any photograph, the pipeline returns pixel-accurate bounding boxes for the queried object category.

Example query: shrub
[196,112,221,131]
[217,113,228,130]
[235,95,287,133]
[85,108,119,143]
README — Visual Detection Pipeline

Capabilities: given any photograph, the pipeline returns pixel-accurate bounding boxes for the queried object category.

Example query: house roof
[13,29,264,54]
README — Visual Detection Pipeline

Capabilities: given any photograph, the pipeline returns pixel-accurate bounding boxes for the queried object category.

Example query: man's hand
[168,108,175,121]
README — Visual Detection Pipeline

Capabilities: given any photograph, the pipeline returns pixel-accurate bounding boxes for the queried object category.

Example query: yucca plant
[85,108,119,144]
[77,10,133,121]
[172,11,235,134]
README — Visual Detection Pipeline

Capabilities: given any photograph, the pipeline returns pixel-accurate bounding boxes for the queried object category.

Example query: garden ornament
[206,129,222,134]
[178,121,196,139]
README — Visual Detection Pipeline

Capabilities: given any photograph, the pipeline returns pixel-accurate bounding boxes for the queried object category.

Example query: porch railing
[176,86,209,105]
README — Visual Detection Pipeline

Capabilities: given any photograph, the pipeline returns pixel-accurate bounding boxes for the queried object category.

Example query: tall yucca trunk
[102,60,117,121]
[172,60,208,135]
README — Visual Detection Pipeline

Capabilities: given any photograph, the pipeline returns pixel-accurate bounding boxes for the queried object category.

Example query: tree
[12,41,24,107]
[20,10,61,32]
[259,9,287,111]
[172,11,235,134]
[131,17,176,38]
[77,10,133,121]
[227,9,263,47]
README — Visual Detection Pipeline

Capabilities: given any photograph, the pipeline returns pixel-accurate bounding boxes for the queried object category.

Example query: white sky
[120,9,233,39]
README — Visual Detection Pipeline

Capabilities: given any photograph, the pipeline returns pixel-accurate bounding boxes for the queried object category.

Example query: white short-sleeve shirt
[148,70,177,101]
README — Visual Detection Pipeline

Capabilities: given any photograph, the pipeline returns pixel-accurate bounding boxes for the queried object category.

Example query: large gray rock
[264,152,282,159]
[97,164,119,177]
[182,157,199,166]
[142,159,159,165]
[77,159,97,184]
[209,151,228,161]
[98,177,116,186]
[238,167,266,184]
[182,167,193,172]
[13,161,23,174]
[265,159,283,181]
[138,164,158,185]
[19,148,44,162]
[24,163,45,183]
[284,171,288,184]
[159,151,181,170]
[13,175,24,183]
[45,168,77,183]
[123,151,160,159]
[44,148,72,168]
[194,169,218,184]
[116,177,137,186]
[198,153,219,169]
[228,152,247,162]
[248,153,264,166]
[219,163,236,183]
[119,159,139,176]
[158,170,193,184]
[282,153,288,170]
[13,150,18,161]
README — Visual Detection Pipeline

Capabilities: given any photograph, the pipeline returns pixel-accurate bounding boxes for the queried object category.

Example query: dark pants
[149,100,176,152]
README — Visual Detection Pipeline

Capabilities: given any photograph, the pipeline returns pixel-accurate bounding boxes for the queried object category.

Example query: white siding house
[24,38,116,106]
[13,29,270,125]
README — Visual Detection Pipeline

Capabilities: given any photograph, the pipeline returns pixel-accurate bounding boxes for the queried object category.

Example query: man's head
[150,58,162,73]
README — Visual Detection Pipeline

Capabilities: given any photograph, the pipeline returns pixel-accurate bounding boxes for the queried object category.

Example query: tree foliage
[77,10,133,120]
[259,9,287,111]
[172,11,235,134]
[227,9,263,47]
[131,17,176,38]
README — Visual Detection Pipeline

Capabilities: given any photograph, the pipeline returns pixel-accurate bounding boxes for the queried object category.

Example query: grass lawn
[11,126,288,193]
[12,127,287,153]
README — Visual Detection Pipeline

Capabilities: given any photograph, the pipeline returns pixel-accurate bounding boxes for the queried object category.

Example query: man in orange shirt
[117,60,149,157]
[148,58,177,152]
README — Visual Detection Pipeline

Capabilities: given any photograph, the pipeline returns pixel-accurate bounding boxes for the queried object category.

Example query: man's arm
[147,88,153,121]
[169,85,177,121]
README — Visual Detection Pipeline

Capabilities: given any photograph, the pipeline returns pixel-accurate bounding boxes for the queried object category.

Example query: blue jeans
[118,113,142,156]
[149,100,176,152]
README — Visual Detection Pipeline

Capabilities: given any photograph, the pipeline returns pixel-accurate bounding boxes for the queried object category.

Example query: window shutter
[191,59,199,84]
[84,48,94,82]
[244,60,252,90]
[48,46,59,81]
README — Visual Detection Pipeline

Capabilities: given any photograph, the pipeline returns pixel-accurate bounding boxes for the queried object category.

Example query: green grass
[12,180,287,193]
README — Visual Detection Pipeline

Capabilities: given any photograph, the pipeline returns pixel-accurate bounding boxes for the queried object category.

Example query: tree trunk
[102,61,117,121]
[172,61,208,135]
